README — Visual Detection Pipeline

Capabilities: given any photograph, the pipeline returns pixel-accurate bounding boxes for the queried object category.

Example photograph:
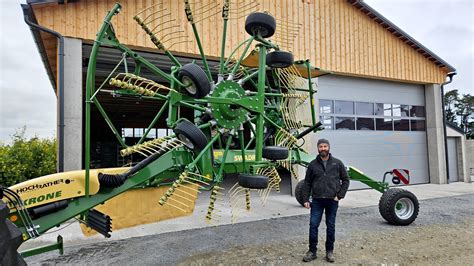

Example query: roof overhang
[21,4,57,93]
[348,0,456,73]
[446,121,465,135]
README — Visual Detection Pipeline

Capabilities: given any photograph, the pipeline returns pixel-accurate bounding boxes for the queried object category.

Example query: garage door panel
[447,138,459,182]
[314,75,429,189]
[325,144,428,157]
[317,76,425,105]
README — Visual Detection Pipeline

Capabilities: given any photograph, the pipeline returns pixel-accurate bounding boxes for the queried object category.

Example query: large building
[22,0,470,188]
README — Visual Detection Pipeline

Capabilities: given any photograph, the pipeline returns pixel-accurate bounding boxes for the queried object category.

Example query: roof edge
[348,0,456,73]
[27,0,63,4]
[21,4,57,94]
[446,121,465,135]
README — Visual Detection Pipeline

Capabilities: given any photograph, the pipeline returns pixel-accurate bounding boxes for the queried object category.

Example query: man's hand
[334,196,339,201]
[304,202,311,209]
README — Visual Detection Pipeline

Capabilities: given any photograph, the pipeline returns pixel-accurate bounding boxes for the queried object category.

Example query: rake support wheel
[238,174,269,189]
[178,63,211,99]
[266,51,294,68]
[262,146,289,160]
[245,12,276,38]
[378,188,419,225]
[173,120,208,151]
[295,179,306,206]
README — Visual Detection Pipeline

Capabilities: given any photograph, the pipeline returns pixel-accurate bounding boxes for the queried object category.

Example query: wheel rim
[182,76,197,95]
[394,197,415,220]
[178,134,194,149]
[252,26,268,37]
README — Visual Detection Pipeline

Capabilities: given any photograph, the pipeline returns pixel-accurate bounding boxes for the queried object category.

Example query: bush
[0,127,56,187]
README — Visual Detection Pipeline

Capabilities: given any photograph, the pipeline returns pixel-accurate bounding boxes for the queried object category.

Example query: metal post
[255,45,267,162]
[219,19,229,75]
[305,60,317,126]
[85,3,122,197]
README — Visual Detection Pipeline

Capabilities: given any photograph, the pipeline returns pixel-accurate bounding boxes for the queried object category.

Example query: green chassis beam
[17,150,190,238]
[20,235,63,258]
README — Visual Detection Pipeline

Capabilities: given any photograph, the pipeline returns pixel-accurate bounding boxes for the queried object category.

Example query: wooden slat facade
[32,0,448,84]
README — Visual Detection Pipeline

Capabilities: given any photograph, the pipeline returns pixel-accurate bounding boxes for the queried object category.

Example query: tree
[455,94,474,138]
[444,89,459,123]
[0,127,57,187]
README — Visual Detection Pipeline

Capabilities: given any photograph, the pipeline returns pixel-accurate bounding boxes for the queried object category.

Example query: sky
[0,0,473,143]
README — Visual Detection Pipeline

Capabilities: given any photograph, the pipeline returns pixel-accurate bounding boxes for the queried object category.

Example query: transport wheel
[245,12,276,38]
[262,146,289,160]
[378,188,419,225]
[0,200,26,265]
[238,174,269,189]
[295,179,306,206]
[178,63,211,99]
[266,51,294,68]
[174,119,208,151]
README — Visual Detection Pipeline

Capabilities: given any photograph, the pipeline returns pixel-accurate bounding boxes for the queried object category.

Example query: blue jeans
[308,198,339,253]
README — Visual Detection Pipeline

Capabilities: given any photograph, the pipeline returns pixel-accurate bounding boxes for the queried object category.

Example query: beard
[319,150,329,157]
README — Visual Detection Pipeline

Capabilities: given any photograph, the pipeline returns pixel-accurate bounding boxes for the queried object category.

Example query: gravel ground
[26,193,474,265]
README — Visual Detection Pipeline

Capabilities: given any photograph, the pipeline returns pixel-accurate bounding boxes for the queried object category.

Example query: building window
[356,102,374,116]
[334,100,354,115]
[410,106,425,118]
[319,99,425,132]
[319,99,333,114]
[376,118,393,131]
[335,117,355,130]
[375,103,392,116]
[122,128,171,139]
[320,116,333,130]
[411,120,426,131]
[394,119,410,131]
[400,105,410,117]
[356,117,375,130]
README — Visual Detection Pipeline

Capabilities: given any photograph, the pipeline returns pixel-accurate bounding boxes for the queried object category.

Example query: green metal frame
[9,2,394,258]
[20,235,63,258]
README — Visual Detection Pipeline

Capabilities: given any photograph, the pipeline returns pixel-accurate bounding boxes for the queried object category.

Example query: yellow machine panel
[6,167,129,210]
[80,184,199,236]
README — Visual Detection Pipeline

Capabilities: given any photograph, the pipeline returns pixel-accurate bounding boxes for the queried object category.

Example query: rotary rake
[0,1,419,261]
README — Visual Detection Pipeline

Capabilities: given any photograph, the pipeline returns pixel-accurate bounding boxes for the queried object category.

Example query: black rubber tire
[378,188,419,226]
[0,200,26,265]
[262,146,289,160]
[173,120,208,151]
[178,63,211,99]
[238,174,269,189]
[266,51,294,68]
[295,179,306,207]
[245,12,276,38]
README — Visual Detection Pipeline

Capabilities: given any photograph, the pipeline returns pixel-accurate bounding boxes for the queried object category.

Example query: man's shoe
[326,251,335,263]
[302,251,317,262]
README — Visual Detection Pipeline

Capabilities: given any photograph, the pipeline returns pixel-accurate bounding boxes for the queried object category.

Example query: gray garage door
[314,75,429,189]
[447,138,459,182]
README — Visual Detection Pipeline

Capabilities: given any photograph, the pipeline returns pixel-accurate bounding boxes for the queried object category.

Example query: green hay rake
[0,2,419,262]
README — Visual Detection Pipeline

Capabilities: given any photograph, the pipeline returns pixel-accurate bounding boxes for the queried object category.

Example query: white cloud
[0,0,56,142]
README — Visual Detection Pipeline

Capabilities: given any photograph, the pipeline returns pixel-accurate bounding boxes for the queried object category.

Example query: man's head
[317,138,330,158]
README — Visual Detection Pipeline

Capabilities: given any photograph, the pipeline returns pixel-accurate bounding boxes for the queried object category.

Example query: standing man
[302,139,350,263]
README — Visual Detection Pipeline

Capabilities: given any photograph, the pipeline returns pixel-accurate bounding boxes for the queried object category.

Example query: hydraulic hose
[98,150,165,188]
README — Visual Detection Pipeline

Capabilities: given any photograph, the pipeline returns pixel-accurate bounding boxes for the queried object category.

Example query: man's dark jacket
[302,154,350,202]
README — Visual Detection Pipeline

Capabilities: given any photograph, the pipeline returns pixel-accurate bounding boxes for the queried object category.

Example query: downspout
[22,4,65,172]
[441,72,456,184]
